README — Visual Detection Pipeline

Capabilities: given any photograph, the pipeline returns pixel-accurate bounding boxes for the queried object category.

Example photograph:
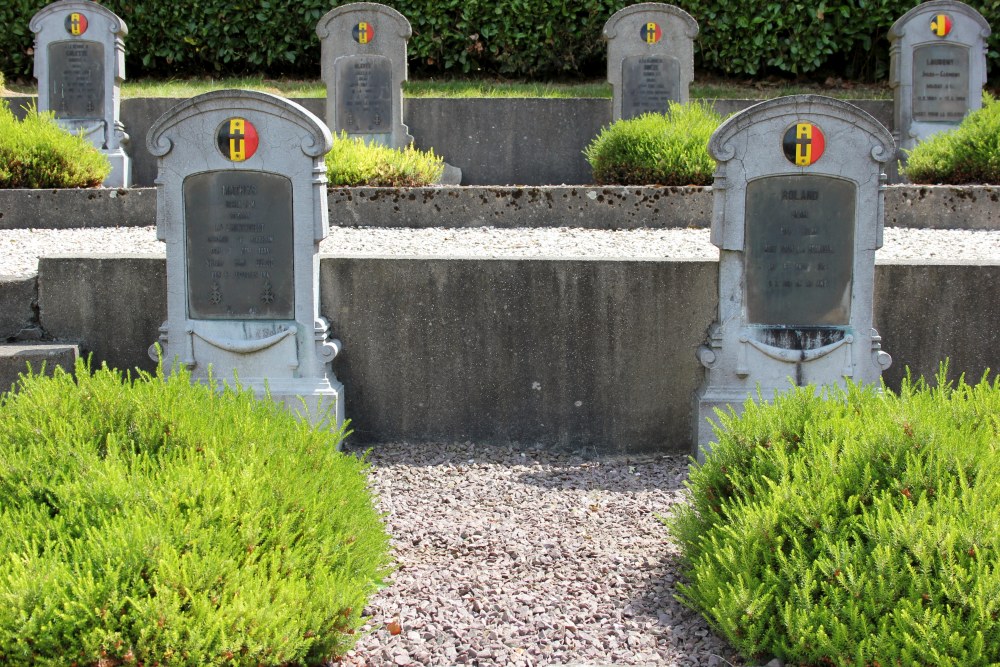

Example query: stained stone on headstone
[603,3,698,122]
[889,0,989,155]
[147,90,344,431]
[694,95,895,461]
[30,0,130,187]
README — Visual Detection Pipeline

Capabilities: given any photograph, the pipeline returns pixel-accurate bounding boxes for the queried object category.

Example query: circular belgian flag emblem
[930,14,953,37]
[65,12,89,36]
[217,118,259,162]
[353,21,375,44]
[640,22,662,44]
[782,123,825,167]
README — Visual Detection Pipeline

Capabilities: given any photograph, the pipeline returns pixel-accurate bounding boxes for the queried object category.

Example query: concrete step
[0,344,78,393]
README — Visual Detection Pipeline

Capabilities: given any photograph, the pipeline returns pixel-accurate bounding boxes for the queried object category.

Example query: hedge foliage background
[2,1,999,81]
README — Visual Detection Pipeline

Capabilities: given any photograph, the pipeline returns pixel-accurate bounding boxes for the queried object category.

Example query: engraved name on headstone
[603,3,698,122]
[317,3,413,147]
[30,0,130,187]
[148,90,344,430]
[695,96,894,460]
[621,55,681,119]
[889,0,989,155]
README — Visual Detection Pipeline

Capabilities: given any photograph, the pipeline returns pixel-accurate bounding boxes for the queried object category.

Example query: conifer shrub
[671,369,1000,666]
[0,359,392,666]
[583,103,723,186]
[905,93,1000,184]
[326,132,444,187]
[0,101,110,188]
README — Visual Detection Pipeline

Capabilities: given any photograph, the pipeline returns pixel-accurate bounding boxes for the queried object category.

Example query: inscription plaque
[184,171,295,320]
[912,43,970,122]
[47,40,104,119]
[334,55,392,134]
[621,55,680,119]
[745,175,855,327]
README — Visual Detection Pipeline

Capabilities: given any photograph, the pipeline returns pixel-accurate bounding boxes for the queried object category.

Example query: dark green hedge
[3,1,999,80]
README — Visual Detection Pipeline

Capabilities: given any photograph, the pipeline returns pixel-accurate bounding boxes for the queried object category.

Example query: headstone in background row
[316,2,413,148]
[695,95,895,460]
[147,91,344,430]
[603,3,698,122]
[30,0,130,188]
[889,0,990,156]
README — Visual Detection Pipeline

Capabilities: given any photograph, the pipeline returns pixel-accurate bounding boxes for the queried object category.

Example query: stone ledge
[2,184,999,231]
[0,343,78,393]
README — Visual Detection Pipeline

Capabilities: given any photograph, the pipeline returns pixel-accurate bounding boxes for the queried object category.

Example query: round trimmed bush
[584,103,723,186]
[905,93,1000,184]
[0,360,391,666]
[0,101,111,188]
[671,369,1000,666]
[326,132,444,186]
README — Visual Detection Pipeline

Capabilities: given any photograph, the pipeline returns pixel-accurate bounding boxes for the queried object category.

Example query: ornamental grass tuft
[583,102,723,186]
[326,132,444,186]
[0,359,392,667]
[671,366,1000,666]
[0,100,110,188]
[904,93,1000,184]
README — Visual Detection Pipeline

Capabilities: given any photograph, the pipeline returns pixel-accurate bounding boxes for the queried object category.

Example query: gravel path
[337,441,743,667]
[2,225,1000,278]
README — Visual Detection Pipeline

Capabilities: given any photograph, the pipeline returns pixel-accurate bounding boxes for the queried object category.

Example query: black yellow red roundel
[930,14,953,37]
[353,21,375,44]
[65,12,88,35]
[640,22,662,44]
[782,123,825,166]
[217,118,259,162]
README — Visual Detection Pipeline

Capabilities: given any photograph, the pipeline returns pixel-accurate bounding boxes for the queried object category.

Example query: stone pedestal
[147,90,343,431]
[30,0,131,188]
[695,96,895,460]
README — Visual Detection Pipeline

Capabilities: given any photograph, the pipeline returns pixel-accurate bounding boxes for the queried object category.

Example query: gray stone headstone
[147,90,344,431]
[316,2,413,148]
[695,95,895,460]
[603,3,698,122]
[30,0,130,187]
[889,0,990,155]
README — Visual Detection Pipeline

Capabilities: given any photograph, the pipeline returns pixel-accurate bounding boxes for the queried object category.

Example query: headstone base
[103,147,130,188]
[693,386,752,463]
[438,163,462,185]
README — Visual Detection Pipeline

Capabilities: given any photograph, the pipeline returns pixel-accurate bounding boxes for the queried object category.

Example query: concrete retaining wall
[25,255,1000,453]
[6,96,895,187]
[4,185,1000,231]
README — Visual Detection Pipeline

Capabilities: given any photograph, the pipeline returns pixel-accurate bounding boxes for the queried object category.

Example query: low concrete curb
[0,343,78,393]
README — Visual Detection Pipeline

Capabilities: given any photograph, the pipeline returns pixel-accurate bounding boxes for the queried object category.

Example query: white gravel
[337,441,744,667]
[1,225,1000,278]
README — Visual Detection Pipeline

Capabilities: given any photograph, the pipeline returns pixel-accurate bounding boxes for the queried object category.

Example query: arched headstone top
[889,0,990,40]
[316,2,412,41]
[30,0,128,39]
[602,3,699,41]
[147,90,333,160]
[709,95,895,166]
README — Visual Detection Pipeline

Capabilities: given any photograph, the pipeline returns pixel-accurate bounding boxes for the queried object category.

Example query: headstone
[147,90,344,430]
[889,0,990,155]
[695,95,895,460]
[30,0,130,187]
[316,2,413,148]
[603,3,698,122]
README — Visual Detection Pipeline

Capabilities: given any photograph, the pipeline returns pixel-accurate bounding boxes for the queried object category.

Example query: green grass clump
[584,102,724,185]
[905,93,1000,184]
[0,359,392,666]
[671,367,1000,666]
[0,101,110,188]
[326,133,444,186]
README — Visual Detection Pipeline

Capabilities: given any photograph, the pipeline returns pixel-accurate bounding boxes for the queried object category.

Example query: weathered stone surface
[0,275,37,340]
[0,343,78,393]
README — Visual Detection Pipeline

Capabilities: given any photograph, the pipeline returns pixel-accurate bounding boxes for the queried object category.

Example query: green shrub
[326,132,444,186]
[904,93,1000,184]
[0,359,392,666]
[584,103,722,185]
[0,101,110,188]
[670,368,1000,666]
[4,1,999,80]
